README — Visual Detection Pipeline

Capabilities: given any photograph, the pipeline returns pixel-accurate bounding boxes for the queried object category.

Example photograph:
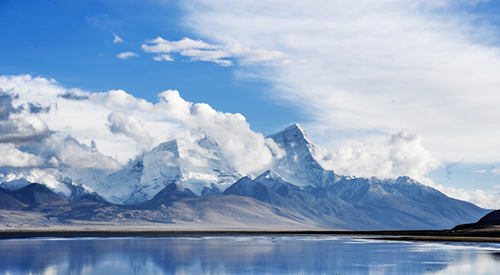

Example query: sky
[1,0,500,208]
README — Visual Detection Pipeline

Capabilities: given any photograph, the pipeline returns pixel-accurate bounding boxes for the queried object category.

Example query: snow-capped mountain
[89,136,240,204]
[268,124,337,187]
[0,123,490,229]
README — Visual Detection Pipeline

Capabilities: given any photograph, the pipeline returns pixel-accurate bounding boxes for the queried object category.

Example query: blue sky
[2,0,500,208]
[0,0,300,134]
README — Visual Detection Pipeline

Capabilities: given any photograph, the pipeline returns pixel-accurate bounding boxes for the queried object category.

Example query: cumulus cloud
[0,75,277,176]
[113,33,123,44]
[0,114,50,144]
[1,74,496,206]
[0,92,16,119]
[141,37,285,66]
[0,91,51,144]
[107,112,153,148]
[0,144,44,167]
[1,74,498,207]
[388,132,442,181]
[117,51,138,59]
[40,135,121,170]
[154,90,275,175]
[315,131,441,184]
[58,91,89,101]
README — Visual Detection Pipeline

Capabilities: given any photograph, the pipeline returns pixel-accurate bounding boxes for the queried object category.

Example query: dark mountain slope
[0,187,27,210]
[11,183,68,208]
[477,209,500,226]
[453,209,500,231]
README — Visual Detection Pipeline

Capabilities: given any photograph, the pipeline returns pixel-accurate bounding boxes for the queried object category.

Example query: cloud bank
[0,74,498,207]
[0,75,276,177]
[315,131,442,185]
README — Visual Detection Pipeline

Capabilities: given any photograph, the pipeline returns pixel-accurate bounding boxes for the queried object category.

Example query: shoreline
[0,229,499,242]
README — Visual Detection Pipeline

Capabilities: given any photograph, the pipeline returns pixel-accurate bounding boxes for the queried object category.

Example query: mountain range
[0,124,489,230]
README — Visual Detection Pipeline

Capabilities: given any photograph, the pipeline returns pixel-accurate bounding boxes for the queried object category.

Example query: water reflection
[0,236,498,274]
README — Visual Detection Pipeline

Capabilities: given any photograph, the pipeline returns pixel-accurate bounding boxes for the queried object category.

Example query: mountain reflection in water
[0,235,499,274]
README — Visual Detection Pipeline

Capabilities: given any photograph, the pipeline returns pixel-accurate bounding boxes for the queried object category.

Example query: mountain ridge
[0,124,490,230]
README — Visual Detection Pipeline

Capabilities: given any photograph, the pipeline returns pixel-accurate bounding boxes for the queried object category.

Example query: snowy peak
[90,135,241,204]
[0,122,490,230]
[268,123,312,150]
[394,176,419,185]
[267,124,319,167]
[274,123,306,136]
[253,170,301,195]
[254,170,294,188]
[255,170,283,182]
[151,139,180,156]
[268,124,334,187]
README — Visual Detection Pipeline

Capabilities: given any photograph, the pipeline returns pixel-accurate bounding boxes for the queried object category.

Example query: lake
[0,235,499,274]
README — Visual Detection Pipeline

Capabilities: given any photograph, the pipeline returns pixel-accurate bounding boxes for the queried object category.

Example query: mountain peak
[255,170,283,181]
[269,123,309,143]
[285,123,305,133]
[12,183,68,206]
[151,139,179,155]
[267,124,334,187]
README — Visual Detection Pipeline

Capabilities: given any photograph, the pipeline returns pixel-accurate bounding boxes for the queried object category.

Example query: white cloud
[117,51,138,59]
[141,37,285,66]
[471,167,500,175]
[180,0,500,165]
[107,112,153,148]
[152,54,173,62]
[154,89,275,175]
[315,131,441,184]
[0,113,50,143]
[0,144,44,167]
[0,75,277,176]
[0,90,51,144]
[41,135,121,170]
[113,33,123,44]
[434,185,500,209]
[142,37,217,53]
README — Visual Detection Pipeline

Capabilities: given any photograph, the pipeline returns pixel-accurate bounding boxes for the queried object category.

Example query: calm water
[0,235,499,274]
